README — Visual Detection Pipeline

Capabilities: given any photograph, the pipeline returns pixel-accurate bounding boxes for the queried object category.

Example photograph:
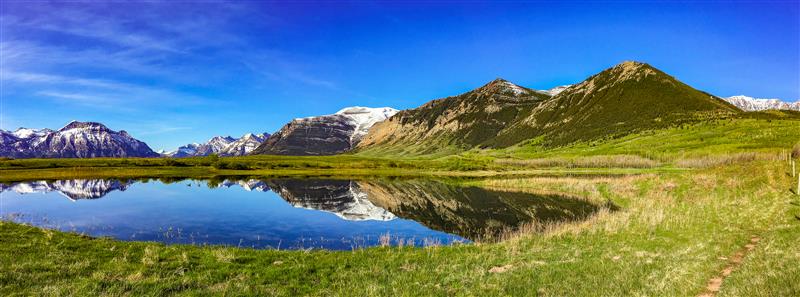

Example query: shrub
[213,161,229,169]
[228,162,250,170]
[213,161,250,170]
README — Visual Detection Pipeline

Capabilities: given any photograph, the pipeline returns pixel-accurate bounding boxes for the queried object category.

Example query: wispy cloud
[3,70,219,110]
[5,71,132,90]
[136,126,192,136]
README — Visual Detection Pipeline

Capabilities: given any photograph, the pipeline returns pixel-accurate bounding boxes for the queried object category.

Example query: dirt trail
[698,235,761,297]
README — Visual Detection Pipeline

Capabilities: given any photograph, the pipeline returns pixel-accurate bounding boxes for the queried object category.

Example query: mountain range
[723,95,800,111]
[166,133,270,157]
[0,121,158,158]
[3,61,798,159]
[358,61,740,154]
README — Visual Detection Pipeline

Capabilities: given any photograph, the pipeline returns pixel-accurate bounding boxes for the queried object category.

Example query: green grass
[494,118,800,160]
[1,160,798,296]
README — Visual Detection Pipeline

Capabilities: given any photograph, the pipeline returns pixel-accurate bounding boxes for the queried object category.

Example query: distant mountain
[359,61,740,154]
[166,133,269,157]
[252,106,397,156]
[0,121,159,158]
[197,136,237,156]
[724,95,800,111]
[218,133,269,156]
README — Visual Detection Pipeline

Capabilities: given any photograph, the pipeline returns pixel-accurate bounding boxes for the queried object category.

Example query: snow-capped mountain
[724,95,800,111]
[218,133,270,156]
[0,121,159,158]
[167,143,201,157]
[252,106,398,156]
[166,133,269,157]
[538,85,572,96]
[0,179,132,200]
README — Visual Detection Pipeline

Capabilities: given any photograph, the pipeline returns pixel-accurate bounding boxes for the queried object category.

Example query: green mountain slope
[359,61,741,155]
[357,79,551,155]
[491,61,740,147]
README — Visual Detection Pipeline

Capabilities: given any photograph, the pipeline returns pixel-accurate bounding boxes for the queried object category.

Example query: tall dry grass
[495,155,660,169]
[673,152,783,168]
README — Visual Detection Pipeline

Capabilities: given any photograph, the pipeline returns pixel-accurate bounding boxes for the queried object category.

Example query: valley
[1,61,798,296]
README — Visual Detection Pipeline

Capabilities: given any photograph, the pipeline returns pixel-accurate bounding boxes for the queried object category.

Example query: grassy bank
[2,160,798,296]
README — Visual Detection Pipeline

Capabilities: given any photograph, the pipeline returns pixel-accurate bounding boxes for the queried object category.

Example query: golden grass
[673,152,783,168]
[494,155,660,169]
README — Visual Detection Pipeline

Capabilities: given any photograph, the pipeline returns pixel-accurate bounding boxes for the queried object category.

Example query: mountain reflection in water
[0,177,608,248]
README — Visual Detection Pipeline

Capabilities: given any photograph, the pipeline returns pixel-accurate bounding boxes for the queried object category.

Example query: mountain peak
[607,60,657,80]
[59,121,110,132]
[476,78,531,96]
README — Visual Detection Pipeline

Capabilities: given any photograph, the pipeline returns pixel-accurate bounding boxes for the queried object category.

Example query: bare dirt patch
[698,235,761,297]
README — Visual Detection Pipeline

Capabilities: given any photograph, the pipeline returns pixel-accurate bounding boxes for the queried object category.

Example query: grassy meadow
[0,117,798,296]
[1,160,798,296]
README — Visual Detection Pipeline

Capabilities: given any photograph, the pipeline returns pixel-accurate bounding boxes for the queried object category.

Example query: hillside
[357,79,551,155]
[492,61,740,147]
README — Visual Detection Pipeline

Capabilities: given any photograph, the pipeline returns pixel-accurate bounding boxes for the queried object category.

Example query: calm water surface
[0,178,601,250]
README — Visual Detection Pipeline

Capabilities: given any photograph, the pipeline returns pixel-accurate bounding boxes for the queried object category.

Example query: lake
[0,177,602,250]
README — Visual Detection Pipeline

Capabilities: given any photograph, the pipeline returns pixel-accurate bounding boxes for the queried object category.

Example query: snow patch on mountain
[537,85,572,96]
[12,128,53,139]
[498,81,529,95]
[335,106,399,144]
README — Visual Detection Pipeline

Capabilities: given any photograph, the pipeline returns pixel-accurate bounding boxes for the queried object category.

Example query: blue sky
[1,1,798,151]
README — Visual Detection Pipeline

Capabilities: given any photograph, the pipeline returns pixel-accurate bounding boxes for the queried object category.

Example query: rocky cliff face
[252,107,397,156]
[0,121,159,158]
[252,114,356,155]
